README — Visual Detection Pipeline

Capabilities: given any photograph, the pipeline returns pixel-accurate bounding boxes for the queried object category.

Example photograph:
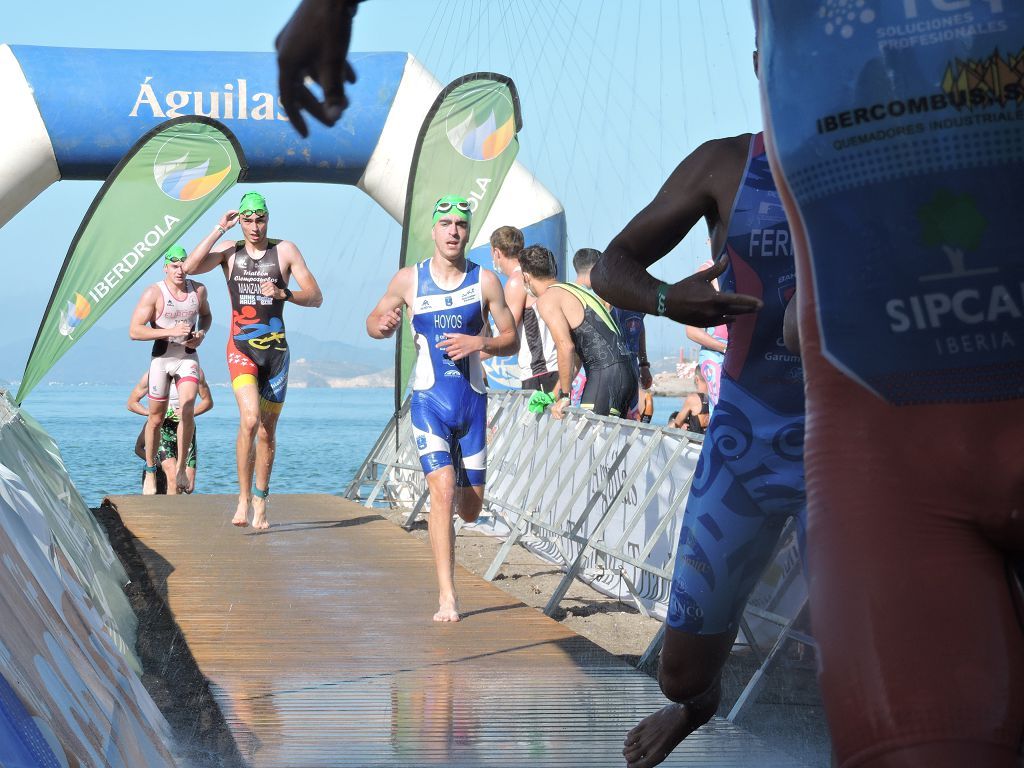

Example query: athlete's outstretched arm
[273,243,324,307]
[592,141,762,326]
[126,373,149,416]
[184,211,238,275]
[194,371,214,416]
[366,268,412,340]
[438,270,517,361]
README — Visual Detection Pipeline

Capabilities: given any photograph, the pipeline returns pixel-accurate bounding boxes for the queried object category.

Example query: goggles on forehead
[166,255,186,263]
[434,200,471,214]
[240,209,268,219]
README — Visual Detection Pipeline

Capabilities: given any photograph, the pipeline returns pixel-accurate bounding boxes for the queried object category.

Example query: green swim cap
[239,192,268,215]
[163,245,187,264]
[432,195,471,224]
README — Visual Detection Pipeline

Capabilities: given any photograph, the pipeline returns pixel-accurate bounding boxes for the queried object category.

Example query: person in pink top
[685,259,728,412]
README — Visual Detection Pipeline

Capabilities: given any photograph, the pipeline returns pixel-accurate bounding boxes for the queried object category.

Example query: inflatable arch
[0,44,566,265]
[0,45,569,763]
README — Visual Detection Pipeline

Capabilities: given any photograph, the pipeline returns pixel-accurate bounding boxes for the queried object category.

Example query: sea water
[20,385,686,507]
[20,384,396,506]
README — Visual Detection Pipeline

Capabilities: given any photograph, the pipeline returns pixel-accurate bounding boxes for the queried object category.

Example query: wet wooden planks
[107,494,798,767]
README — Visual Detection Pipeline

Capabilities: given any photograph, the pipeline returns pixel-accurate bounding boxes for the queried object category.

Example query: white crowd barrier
[347,389,812,718]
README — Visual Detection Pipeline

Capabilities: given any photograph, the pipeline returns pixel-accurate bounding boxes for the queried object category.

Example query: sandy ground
[382,506,832,768]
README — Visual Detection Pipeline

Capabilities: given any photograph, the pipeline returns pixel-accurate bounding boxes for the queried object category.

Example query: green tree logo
[918,189,995,282]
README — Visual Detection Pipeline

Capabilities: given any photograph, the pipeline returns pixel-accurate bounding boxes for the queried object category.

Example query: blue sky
[2,0,760,374]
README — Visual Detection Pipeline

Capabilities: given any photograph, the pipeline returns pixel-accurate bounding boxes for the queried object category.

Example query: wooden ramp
[106,494,797,767]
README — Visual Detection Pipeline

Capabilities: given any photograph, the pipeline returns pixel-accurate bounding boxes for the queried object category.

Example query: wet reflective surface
[109,494,798,767]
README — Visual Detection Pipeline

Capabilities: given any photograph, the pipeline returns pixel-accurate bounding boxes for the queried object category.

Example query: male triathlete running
[183,192,323,529]
[520,245,638,420]
[489,225,559,392]
[366,195,515,622]
[755,4,1024,766]
[129,245,212,495]
[591,49,803,765]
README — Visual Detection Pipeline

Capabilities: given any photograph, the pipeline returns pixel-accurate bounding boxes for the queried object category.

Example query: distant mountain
[0,324,393,388]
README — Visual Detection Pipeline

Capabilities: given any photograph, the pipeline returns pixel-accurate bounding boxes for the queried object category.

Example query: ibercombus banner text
[17,116,246,402]
[395,73,522,410]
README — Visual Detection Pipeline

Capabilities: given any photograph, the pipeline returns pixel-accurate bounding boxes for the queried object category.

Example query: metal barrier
[345,389,813,721]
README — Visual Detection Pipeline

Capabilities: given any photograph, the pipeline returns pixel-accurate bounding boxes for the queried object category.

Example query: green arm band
[656,283,669,316]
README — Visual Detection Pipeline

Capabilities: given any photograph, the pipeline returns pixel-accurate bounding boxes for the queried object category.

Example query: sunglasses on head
[434,200,471,214]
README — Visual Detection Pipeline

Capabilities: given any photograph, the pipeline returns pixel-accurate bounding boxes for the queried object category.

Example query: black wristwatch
[282,287,293,301]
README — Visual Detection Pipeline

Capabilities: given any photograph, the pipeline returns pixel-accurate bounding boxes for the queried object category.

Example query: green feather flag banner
[394,73,522,417]
[18,116,246,402]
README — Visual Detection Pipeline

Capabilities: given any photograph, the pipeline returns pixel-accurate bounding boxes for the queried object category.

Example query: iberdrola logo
[445,84,516,162]
[153,135,233,201]
[58,293,91,337]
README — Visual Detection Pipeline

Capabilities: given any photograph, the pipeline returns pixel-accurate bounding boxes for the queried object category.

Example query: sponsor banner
[395,74,523,408]
[0,391,140,670]
[11,46,404,184]
[759,1,1024,403]
[0,459,174,764]
[17,116,245,402]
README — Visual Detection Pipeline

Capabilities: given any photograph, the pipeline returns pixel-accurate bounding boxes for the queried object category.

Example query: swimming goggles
[240,209,268,220]
[434,200,471,214]
[166,255,186,263]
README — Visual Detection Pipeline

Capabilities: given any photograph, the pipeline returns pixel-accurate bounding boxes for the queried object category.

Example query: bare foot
[142,470,157,496]
[623,703,693,768]
[433,596,460,622]
[252,495,271,530]
[232,496,249,527]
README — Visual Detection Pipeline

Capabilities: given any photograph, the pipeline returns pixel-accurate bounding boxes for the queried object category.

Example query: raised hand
[663,254,762,326]
[276,0,360,138]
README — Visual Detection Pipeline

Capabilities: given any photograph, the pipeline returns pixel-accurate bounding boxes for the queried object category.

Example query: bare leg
[233,385,260,526]
[623,625,736,768]
[424,466,461,622]
[251,405,280,531]
[161,458,179,495]
[143,398,165,496]
[174,378,198,493]
[454,484,483,524]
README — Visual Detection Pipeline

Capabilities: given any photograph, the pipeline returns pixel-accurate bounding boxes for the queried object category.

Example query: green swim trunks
[157,413,198,469]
